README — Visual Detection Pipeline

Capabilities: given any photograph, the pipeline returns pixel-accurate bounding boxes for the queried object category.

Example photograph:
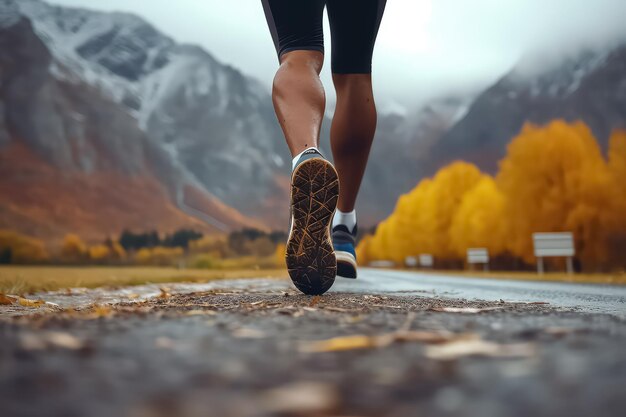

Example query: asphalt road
[333,268,626,317]
[2,270,626,417]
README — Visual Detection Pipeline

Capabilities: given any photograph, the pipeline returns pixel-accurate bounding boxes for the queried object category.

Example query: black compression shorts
[261,0,387,74]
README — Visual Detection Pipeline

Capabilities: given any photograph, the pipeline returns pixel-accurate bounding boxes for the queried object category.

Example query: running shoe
[332,224,358,279]
[286,149,339,295]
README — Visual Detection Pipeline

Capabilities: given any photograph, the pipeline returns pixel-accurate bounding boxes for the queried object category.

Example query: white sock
[332,209,356,230]
[291,146,319,171]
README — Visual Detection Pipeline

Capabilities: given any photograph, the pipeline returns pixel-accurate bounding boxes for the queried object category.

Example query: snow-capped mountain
[13,0,290,224]
[428,44,626,174]
[0,0,263,240]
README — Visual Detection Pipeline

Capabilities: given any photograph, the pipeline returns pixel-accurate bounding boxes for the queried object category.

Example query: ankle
[332,209,356,230]
[291,146,319,171]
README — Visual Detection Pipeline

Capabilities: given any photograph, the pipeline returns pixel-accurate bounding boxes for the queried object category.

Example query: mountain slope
[15,0,290,226]
[429,45,626,174]
[0,3,261,242]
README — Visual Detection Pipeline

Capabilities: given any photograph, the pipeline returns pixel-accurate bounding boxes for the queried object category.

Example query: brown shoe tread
[286,158,339,295]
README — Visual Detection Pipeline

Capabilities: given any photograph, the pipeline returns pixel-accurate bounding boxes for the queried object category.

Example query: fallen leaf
[185,309,216,316]
[302,334,382,352]
[323,307,352,313]
[429,306,503,314]
[425,339,536,360]
[371,304,404,309]
[46,332,84,350]
[158,287,171,299]
[91,305,113,318]
[17,297,45,307]
[300,330,461,353]
[0,293,16,305]
[232,327,266,339]
[261,382,339,414]
[309,295,321,307]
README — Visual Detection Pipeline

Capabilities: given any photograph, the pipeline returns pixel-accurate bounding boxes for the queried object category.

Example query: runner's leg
[327,0,386,212]
[261,0,326,156]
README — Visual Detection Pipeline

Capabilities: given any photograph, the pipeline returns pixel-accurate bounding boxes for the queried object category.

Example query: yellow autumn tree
[450,176,506,258]
[358,162,483,263]
[88,245,112,262]
[497,120,615,266]
[61,234,87,262]
[423,162,484,258]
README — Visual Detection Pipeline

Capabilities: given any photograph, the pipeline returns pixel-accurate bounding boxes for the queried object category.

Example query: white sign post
[405,256,418,268]
[419,254,434,269]
[532,232,575,274]
[467,248,490,271]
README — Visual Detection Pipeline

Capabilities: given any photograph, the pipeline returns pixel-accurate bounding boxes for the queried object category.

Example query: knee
[332,74,373,95]
[277,50,324,76]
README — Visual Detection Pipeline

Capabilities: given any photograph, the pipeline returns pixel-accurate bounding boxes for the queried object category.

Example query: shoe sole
[286,158,339,295]
[336,251,357,279]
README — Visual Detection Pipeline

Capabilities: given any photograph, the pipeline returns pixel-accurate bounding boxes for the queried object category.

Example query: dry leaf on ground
[323,306,353,313]
[232,327,266,339]
[20,332,84,351]
[0,293,16,305]
[429,306,503,314]
[18,297,45,307]
[158,287,172,299]
[300,330,462,353]
[309,295,321,307]
[425,339,536,360]
[46,332,84,350]
[261,382,339,414]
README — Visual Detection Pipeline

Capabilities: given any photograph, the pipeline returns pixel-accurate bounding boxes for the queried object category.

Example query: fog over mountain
[46,0,626,111]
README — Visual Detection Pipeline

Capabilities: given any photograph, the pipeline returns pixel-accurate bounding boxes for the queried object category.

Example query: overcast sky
[49,0,626,111]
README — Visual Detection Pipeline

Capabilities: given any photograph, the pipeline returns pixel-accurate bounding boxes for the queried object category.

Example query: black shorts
[261,0,387,74]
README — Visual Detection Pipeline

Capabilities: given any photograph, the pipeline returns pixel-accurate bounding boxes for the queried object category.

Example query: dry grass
[0,266,288,294]
[406,269,626,285]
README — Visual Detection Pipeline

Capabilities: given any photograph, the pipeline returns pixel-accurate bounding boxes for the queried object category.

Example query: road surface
[334,268,626,317]
[1,269,625,417]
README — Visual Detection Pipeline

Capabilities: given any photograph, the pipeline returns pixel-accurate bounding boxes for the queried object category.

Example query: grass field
[1,265,623,295]
[402,269,626,285]
[0,266,288,294]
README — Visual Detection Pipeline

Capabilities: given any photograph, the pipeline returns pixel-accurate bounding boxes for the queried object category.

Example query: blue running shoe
[286,149,339,295]
[332,224,357,279]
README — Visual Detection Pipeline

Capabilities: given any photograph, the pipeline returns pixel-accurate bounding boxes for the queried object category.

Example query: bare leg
[330,73,377,212]
[272,50,325,157]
